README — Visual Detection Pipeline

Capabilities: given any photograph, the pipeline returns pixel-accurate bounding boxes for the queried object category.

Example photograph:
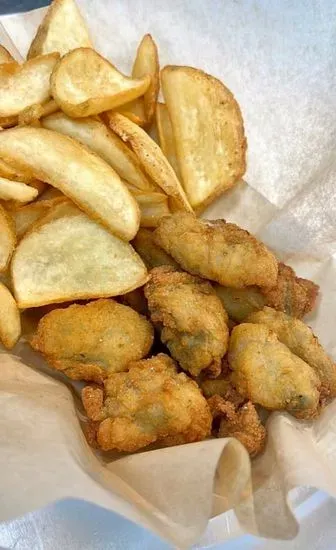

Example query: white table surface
[0,490,335,549]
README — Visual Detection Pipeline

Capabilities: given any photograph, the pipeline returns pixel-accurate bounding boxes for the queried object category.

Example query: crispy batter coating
[199,377,245,407]
[208,396,266,457]
[144,266,229,377]
[154,213,278,288]
[82,354,212,452]
[30,299,154,382]
[229,323,321,419]
[214,285,266,322]
[246,307,336,399]
[214,263,318,322]
[133,227,178,270]
[262,263,319,318]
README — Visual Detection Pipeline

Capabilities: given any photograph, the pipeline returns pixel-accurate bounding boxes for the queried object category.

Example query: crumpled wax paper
[0,1,335,548]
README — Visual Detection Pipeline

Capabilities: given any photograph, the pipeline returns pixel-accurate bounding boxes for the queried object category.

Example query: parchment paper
[0,1,335,548]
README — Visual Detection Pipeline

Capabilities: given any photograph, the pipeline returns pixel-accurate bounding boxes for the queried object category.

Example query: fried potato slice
[155,213,278,288]
[0,126,140,240]
[0,282,21,349]
[31,299,154,382]
[156,102,181,179]
[106,112,192,211]
[13,198,62,239]
[18,99,59,127]
[0,177,38,203]
[246,307,336,400]
[132,228,178,270]
[11,202,148,308]
[229,323,320,419]
[42,113,154,191]
[0,46,16,64]
[27,0,92,59]
[0,204,15,272]
[51,48,151,117]
[161,66,246,212]
[122,34,160,127]
[117,105,147,127]
[0,158,39,184]
[124,185,170,227]
[136,192,171,227]
[0,54,59,118]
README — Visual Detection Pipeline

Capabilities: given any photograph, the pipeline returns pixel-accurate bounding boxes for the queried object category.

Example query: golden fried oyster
[214,285,266,322]
[132,227,178,270]
[82,354,212,452]
[154,213,278,288]
[31,299,154,382]
[144,266,229,377]
[208,396,266,457]
[262,263,319,318]
[229,323,320,419]
[246,307,336,399]
[214,263,318,322]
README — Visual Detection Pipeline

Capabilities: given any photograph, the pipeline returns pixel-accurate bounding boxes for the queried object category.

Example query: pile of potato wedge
[0,0,246,350]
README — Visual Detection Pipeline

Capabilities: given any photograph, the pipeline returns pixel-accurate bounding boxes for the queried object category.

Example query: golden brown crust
[229,323,321,418]
[262,263,319,318]
[145,266,229,377]
[154,213,278,288]
[208,396,266,457]
[106,112,192,212]
[31,299,154,381]
[161,65,246,211]
[246,307,336,400]
[132,228,179,270]
[82,354,212,452]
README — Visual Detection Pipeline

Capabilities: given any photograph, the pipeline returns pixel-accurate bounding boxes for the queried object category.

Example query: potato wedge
[0,126,140,241]
[126,188,170,228]
[13,198,62,239]
[51,48,151,117]
[18,99,58,127]
[137,193,170,227]
[117,105,146,127]
[0,46,16,65]
[0,54,59,118]
[27,0,92,59]
[0,158,38,183]
[12,202,148,308]
[0,204,16,272]
[106,112,192,212]
[122,34,159,127]
[156,103,181,179]
[0,177,38,203]
[161,66,246,212]
[42,113,155,191]
[0,282,21,349]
